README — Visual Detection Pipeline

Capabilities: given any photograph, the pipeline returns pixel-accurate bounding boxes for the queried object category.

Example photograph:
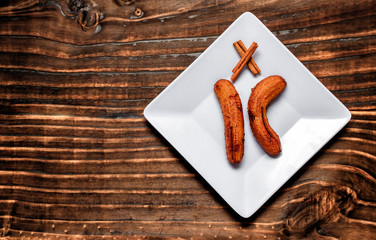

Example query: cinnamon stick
[232,42,257,73]
[231,42,258,81]
[233,41,258,74]
[236,40,261,74]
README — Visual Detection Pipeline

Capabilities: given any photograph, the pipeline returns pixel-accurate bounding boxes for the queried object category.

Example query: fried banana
[247,75,286,156]
[214,79,244,163]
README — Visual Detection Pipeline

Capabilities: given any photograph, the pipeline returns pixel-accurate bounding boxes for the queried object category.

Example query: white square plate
[143,12,351,218]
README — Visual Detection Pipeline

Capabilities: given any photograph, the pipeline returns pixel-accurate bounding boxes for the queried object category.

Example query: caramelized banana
[248,75,286,156]
[214,79,244,163]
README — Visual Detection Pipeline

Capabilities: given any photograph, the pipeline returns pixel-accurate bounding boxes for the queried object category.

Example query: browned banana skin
[248,75,286,156]
[214,79,244,163]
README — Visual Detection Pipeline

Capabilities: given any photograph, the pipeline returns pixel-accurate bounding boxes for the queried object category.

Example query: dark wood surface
[1,0,376,239]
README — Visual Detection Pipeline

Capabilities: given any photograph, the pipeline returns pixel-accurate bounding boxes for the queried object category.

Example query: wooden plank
[0,37,374,74]
[0,0,375,238]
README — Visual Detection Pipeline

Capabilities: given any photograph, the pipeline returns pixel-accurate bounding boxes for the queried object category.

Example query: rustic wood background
[1,0,375,239]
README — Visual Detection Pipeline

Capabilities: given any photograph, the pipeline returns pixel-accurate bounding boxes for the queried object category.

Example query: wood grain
[1,0,375,239]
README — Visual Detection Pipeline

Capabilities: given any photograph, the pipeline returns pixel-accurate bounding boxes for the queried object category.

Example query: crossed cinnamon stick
[231,40,261,82]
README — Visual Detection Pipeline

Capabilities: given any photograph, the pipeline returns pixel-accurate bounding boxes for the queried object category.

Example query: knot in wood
[78,9,100,31]
[284,186,356,236]
[67,0,85,13]
[60,0,86,18]
[58,0,103,31]
[133,7,144,18]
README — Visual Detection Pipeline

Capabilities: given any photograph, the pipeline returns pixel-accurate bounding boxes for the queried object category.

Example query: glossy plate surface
[143,12,351,218]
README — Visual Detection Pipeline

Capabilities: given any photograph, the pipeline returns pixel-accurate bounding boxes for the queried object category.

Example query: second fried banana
[248,75,286,156]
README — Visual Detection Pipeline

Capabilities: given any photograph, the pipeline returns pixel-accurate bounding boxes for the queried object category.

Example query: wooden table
[1,0,375,239]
